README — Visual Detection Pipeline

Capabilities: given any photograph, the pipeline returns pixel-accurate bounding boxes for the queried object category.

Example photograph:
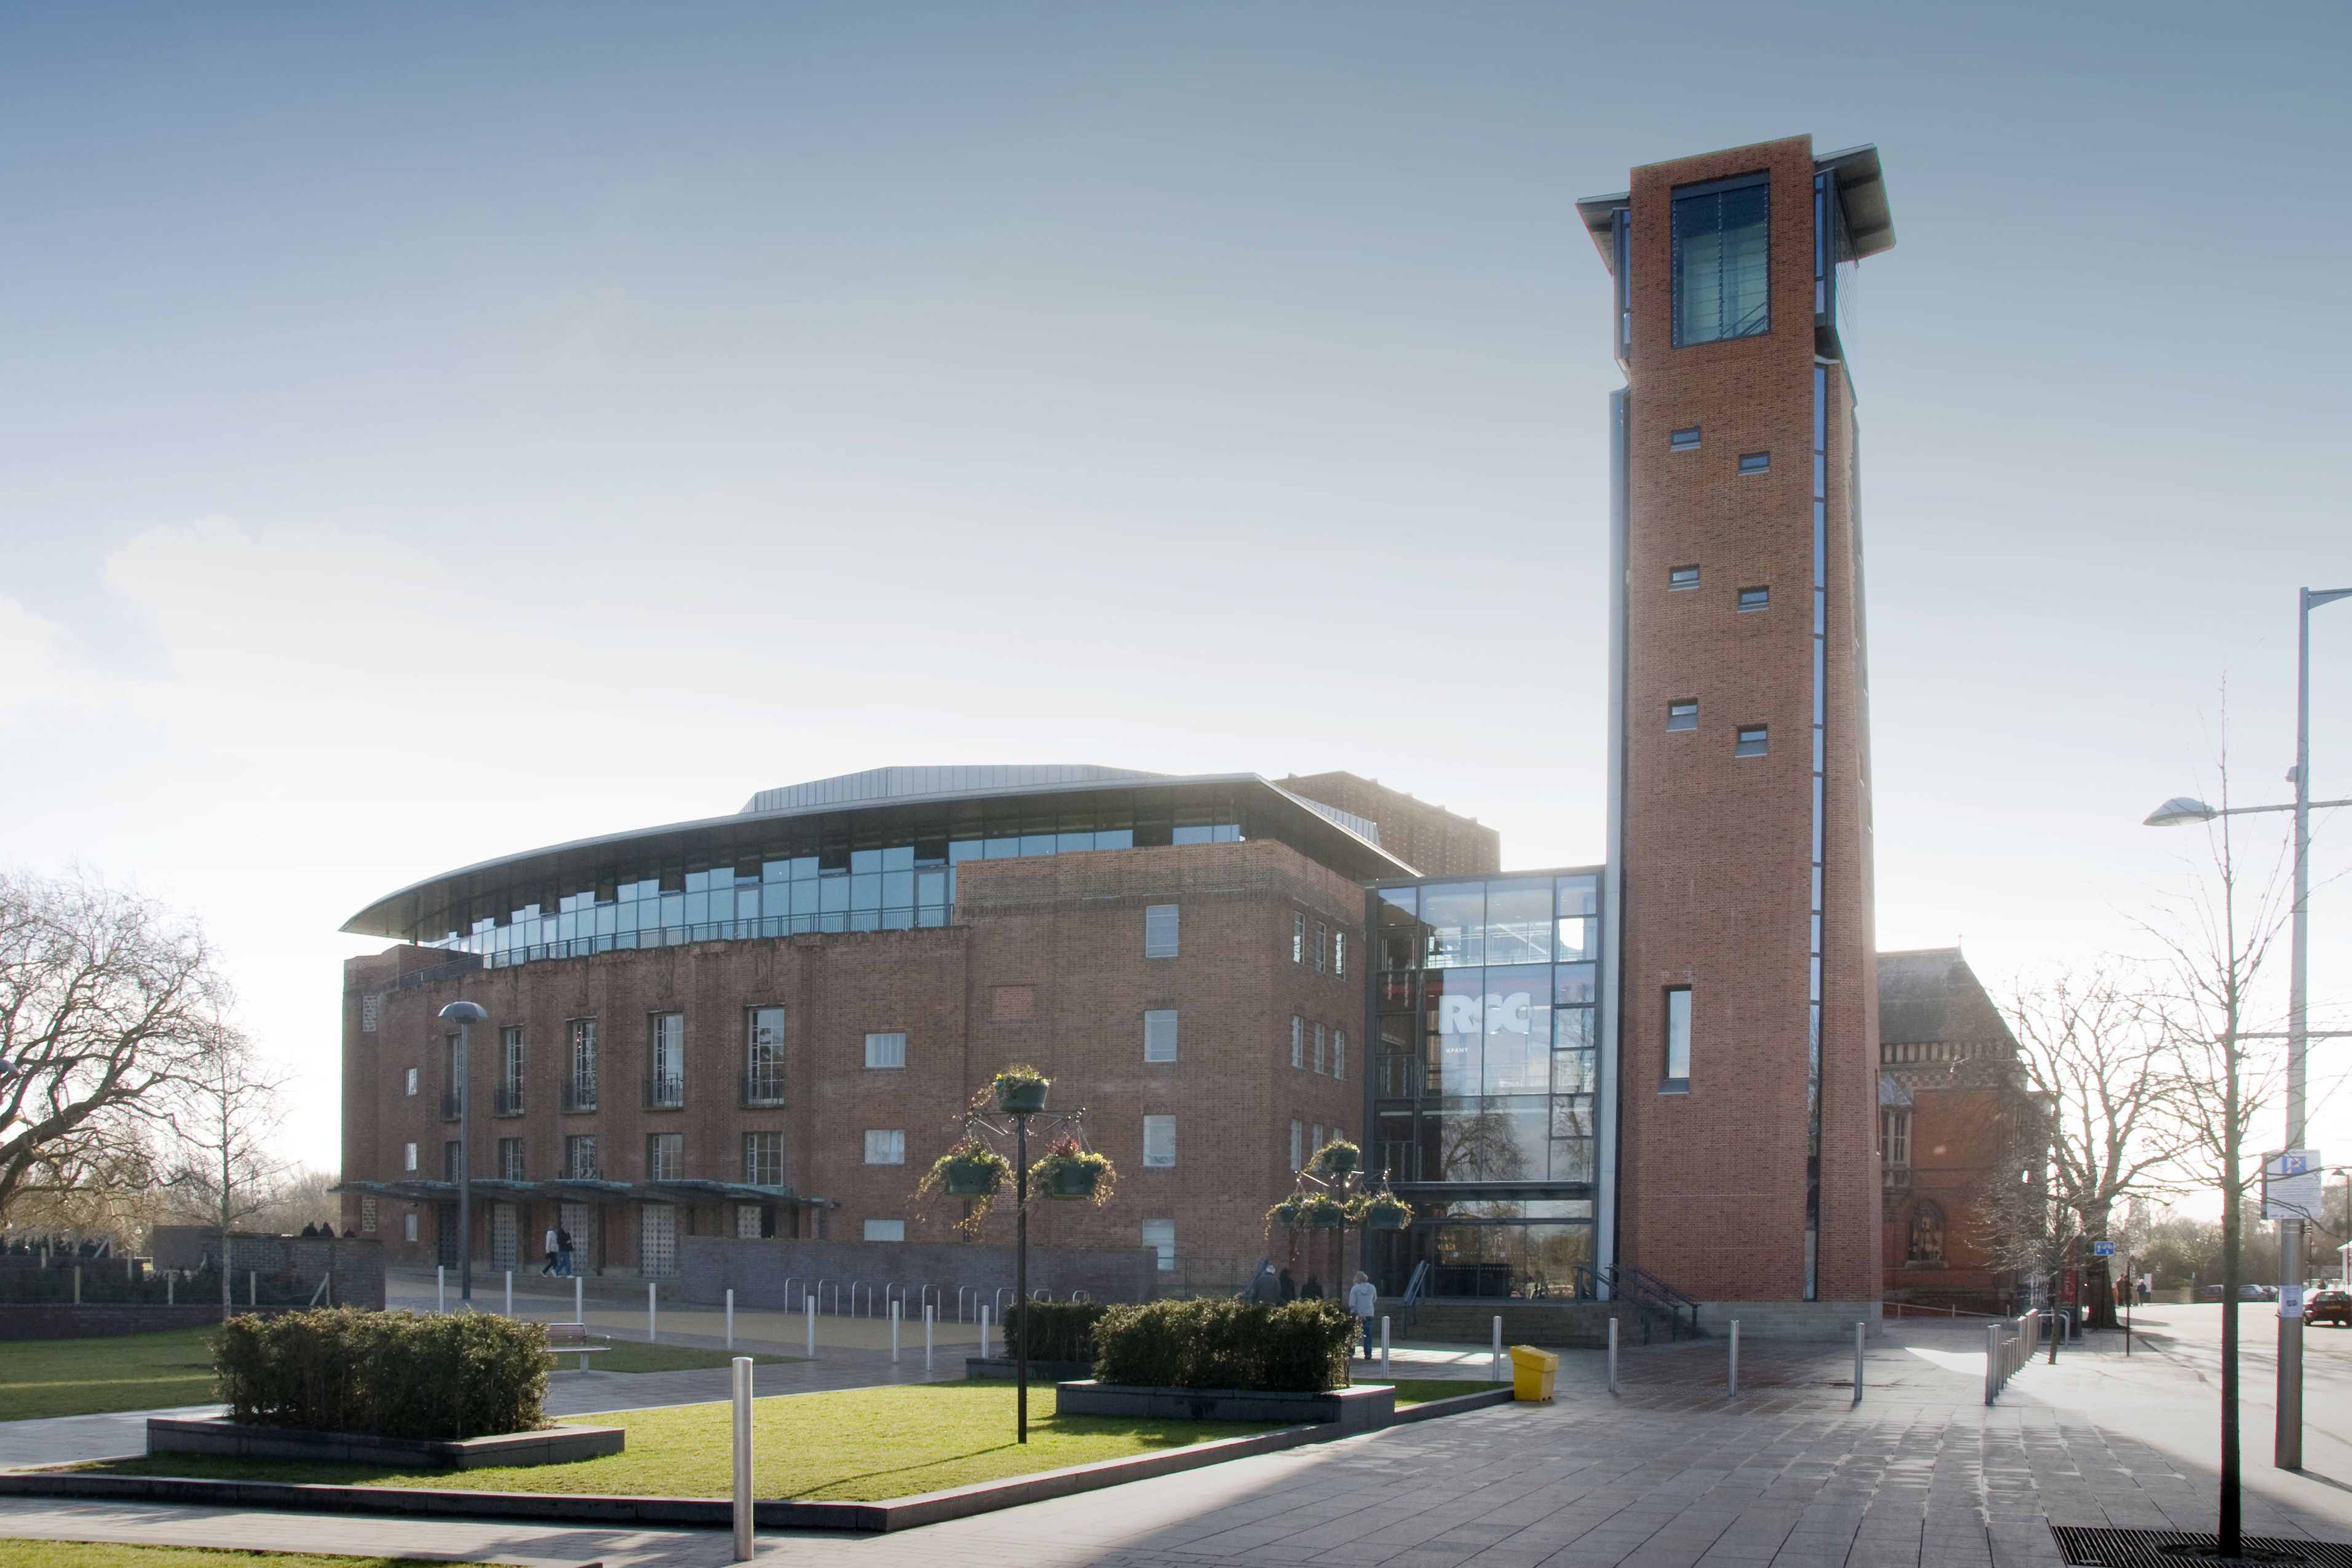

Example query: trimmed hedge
[214,1307,548,1441]
[1002,1300,1106,1363]
[1091,1298,1357,1393]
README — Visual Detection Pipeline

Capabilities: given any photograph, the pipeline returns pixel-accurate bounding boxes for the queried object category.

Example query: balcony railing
[740,1072,786,1108]
[561,1081,598,1114]
[494,1085,524,1117]
[564,1162,603,1181]
[643,1072,685,1111]
[1883,1162,1913,1190]
[438,1093,462,1122]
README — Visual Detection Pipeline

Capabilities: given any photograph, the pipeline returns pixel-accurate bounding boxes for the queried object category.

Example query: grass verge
[1383,1378,1506,1406]
[82,1382,1273,1502]
[0,1545,490,1568]
[0,1328,219,1421]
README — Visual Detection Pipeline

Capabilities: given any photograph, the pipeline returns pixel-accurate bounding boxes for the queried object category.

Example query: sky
[4,1,2349,1180]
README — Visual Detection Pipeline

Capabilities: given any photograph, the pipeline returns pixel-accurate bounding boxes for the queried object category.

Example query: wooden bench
[544,1321,612,1372]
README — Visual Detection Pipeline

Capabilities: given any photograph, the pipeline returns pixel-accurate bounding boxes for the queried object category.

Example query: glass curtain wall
[1369,873,1602,1299]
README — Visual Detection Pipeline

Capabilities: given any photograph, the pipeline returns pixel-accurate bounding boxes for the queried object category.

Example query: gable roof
[1877,948,2017,1049]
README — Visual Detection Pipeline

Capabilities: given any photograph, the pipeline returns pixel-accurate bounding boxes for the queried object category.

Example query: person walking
[541,1225,560,1276]
[1302,1274,1324,1301]
[555,1227,574,1278]
[1347,1271,1379,1360]
[1278,1267,1297,1303]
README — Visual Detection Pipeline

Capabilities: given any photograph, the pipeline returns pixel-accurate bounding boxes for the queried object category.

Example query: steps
[1395,1298,1661,1348]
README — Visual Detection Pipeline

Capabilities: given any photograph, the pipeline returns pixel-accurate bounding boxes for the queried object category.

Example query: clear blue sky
[4,1,2348,1174]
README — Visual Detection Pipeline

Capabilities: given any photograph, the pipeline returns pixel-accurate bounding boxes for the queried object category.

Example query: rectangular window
[1144,904,1180,959]
[1672,173,1769,347]
[646,1132,683,1180]
[403,1141,418,1173]
[499,1026,524,1113]
[1334,930,1346,977]
[359,1196,378,1235]
[1666,700,1698,732]
[1333,1029,1347,1082]
[567,1018,598,1111]
[864,1130,906,1165]
[497,1138,525,1181]
[1143,1010,1178,1063]
[1664,986,1692,1087]
[743,1131,785,1186]
[404,1068,418,1096]
[566,1134,598,1179]
[1141,1219,1176,1272]
[1289,1119,1304,1171]
[1142,1115,1176,1168]
[1293,912,1305,963]
[1738,451,1771,476]
[646,1013,684,1107]
[1291,1015,1304,1069]
[1669,426,1701,451]
[864,1219,906,1243]
[1736,726,1769,757]
[1738,586,1769,612]
[1312,1023,1327,1075]
[865,1031,907,1069]
[1882,1108,1912,1184]
[1668,564,1700,590]
[403,1212,418,1243]
[1315,922,1328,973]
[745,1007,785,1104]
[444,1141,461,1179]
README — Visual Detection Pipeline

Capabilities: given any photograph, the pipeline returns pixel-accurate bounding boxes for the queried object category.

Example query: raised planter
[147,1416,624,1470]
[964,1356,1096,1382]
[1055,1380,1394,1435]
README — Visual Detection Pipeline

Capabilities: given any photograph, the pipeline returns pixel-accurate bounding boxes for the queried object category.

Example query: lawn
[0,1328,790,1422]
[0,1546,488,1568]
[1384,1378,1505,1406]
[85,1381,1275,1502]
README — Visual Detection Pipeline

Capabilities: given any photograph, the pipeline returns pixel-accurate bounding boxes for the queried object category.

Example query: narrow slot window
[1738,452,1771,475]
[1670,426,1701,451]
[1666,700,1698,732]
[1668,565,1700,591]
[1736,726,1769,757]
[1663,987,1692,1088]
[1738,586,1769,612]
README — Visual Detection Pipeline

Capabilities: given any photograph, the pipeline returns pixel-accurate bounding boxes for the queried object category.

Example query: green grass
[83,1382,1274,1502]
[1382,1378,1505,1406]
[565,1340,793,1374]
[0,1328,220,1421]
[0,1545,486,1568]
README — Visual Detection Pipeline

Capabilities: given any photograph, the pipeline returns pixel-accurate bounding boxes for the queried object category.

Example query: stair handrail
[1612,1263,1701,1338]
[1577,1263,1666,1344]
[1399,1259,1431,1332]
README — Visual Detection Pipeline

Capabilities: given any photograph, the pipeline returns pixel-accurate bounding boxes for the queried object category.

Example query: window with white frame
[359,1196,378,1234]
[1313,1023,1326,1075]
[865,1031,906,1069]
[404,1067,418,1096]
[1143,1010,1178,1063]
[1334,930,1346,977]
[1142,1115,1175,1168]
[403,1141,418,1172]
[863,1219,906,1242]
[864,1130,906,1165]
[1293,912,1305,964]
[403,1212,418,1242]
[1290,1016,1304,1069]
[1141,1218,1176,1272]
[1664,986,1693,1087]
[1333,1030,1346,1082]
[1144,903,1179,959]
[1289,1119,1303,1171]
[1315,922,1328,974]
[743,1131,785,1186]
[646,1131,683,1180]
[1310,1123,1324,1158]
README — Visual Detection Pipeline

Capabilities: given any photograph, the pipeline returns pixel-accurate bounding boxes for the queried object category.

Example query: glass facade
[1672,174,1770,347]
[1369,871,1603,1299]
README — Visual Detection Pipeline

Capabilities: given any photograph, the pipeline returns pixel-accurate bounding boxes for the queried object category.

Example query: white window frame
[1289,1119,1303,1171]
[404,1068,418,1096]
[1142,1115,1176,1168]
[1735,726,1768,757]
[1144,903,1180,959]
[1141,1218,1176,1272]
[1293,912,1305,964]
[865,1031,907,1069]
[403,1212,419,1243]
[863,1219,906,1242]
[1142,1010,1178,1063]
[403,1142,418,1172]
[1665,986,1693,1086]
[1333,1029,1346,1082]
[864,1129,906,1166]
[1315,922,1328,974]
[1291,1015,1304,1069]
[1334,930,1346,977]
[1313,1023,1326,1075]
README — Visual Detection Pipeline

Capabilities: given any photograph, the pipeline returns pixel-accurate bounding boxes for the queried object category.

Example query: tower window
[1669,426,1701,451]
[1666,701,1698,732]
[1672,173,1770,347]
[1738,452,1771,476]
[1663,986,1692,1088]
[1738,586,1769,612]
[1668,565,1699,591]
[1735,726,1769,757]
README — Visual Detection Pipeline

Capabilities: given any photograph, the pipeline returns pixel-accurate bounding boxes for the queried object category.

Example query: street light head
[2144,796,2219,828]
[438,1001,489,1023]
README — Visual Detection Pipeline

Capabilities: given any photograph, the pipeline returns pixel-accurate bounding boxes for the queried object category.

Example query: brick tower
[1578,137,1893,1324]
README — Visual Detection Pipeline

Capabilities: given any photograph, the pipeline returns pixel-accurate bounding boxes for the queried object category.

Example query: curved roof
[740,764,1165,815]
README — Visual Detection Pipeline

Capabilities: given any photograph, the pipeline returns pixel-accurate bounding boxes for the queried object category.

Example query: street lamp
[2145,583,2352,1474]
[438,1001,488,1302]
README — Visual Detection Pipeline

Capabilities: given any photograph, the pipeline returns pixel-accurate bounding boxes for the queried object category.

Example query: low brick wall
[681,1236,1157,1311]
[0,1302,307,1340]
[149,1229,385,1311]
[1700,1300,1885,1339]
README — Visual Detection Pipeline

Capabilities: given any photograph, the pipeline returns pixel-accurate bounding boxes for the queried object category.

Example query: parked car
[2308,1290,2352,1327]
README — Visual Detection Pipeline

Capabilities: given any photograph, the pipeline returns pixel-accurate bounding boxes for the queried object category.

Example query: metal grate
[2053,1526,2352,1566]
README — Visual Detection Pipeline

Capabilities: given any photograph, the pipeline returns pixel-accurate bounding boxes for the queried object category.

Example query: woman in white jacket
[1345,1272,1379,1360]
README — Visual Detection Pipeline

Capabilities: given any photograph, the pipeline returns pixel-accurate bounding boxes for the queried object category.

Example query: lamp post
[2145,584,2351,1473]
[438,1001,488,1302]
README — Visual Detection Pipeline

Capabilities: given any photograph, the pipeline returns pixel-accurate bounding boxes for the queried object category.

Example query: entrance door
[489,1203,518,1272]
[560,1202,593,1274]
[435,1203,458,1268]
[639,1203,678,1278]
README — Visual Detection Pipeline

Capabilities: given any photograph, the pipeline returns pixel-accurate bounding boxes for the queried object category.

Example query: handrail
[921,1284,940,1315]
[957,1285,972,1323]
[1399,1260,1430,1332]
[994,1286,1013,1318]
[782,1276,798,1312]
[814,1277,830,1315]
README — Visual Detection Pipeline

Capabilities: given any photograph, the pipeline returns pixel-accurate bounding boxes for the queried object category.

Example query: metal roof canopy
[1573,143,1893,266]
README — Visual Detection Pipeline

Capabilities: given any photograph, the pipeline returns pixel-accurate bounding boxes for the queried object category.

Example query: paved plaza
[8,1307,2352,1567]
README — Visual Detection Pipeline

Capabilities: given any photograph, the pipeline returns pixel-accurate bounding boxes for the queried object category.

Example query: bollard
[980,1304,991,1360]
[2049,1309,2059,1365]
[1985,1321,2000,1406]
[925,1303,935,1372]
[437,1266,446,1313]
[1729,1320,1740,1399]
[1853,1322,1864,1403]
[249,1271,257,1309]
[505,1270,513,1317]
[72,1265,80,1305]
[730,1355,754,1562]
[893,1299,903,1363]
[574,1274,583,1324]
[1607,1316,1619,1395]
[805,1295,815,1358]
[1381,1315,1392,1377]
[167,1272,174,1307]
[726,1289,735,1350]
[648,1281,658,1342]
[1491,1315,1503,1382]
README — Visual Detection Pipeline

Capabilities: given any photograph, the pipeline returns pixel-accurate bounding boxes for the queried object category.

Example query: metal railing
[1398,1259,1431,1332]
[561,1081,598,1114]
[643,1072,684,1110]
[739,1071,786,1108]
[494,1084,524,1117]
[1985,1310,2039,1404]
[439,1093,462,1122]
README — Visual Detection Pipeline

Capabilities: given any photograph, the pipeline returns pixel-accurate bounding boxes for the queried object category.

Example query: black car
[2309,1289,2352,1327]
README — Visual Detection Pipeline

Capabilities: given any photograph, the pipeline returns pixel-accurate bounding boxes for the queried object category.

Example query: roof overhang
[1815,144,1894,258]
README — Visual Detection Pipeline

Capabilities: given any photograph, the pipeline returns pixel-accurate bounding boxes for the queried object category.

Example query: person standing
[1278,1267,1297,1303]
[1347,1271,1379,1360]
[1302,1274,1324,1301]
[555,1227,574,1278]
[541,1225,560,1276]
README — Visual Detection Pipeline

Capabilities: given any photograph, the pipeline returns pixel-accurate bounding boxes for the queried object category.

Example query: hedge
[1091,1298,1357,1393]
[214,1307,548,1441]
[1001,1300,1106,1363]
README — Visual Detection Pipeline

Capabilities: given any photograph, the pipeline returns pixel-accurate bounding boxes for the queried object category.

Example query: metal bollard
[648,1281,658,1342]
[1381,1315,1392,1377]
[731,1355,754,1561]
[249,1271,256,1308]
[1729,1320,1740,1399]
[1491,1315,1503,1382]
[167,1272,174,1307]
[1607,1316,1619,1395]
[925,1304,935,1372]
[505,1270,513,1317]
[1853,1322,1864,1403]
[72,1266,81,1305]
[726,1288,735,1350]
[804,1295,815,1358]
[574,1274,584,1323]
[437,1266,446,1313]
[1985,1321,2000,1405]
[980,1304,991,1360]
[891,1299,901,1364]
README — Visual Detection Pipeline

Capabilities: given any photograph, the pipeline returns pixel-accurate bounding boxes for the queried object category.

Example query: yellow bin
[1510,1344,1558,1401]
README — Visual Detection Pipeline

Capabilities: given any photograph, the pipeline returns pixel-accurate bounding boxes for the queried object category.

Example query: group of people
[540,1225,577,1277]
[2,1233,113,1257]
[295,1221,353,1238]
[1241,1261,1386,1359]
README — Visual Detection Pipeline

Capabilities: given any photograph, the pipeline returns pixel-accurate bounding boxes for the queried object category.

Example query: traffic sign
[2093,1240,2116,1257]
[2264,1149,2324,1221]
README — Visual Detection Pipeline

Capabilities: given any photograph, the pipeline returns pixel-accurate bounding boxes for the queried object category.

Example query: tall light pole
[2145,582,2351,1473]
[439,1000,488,1302]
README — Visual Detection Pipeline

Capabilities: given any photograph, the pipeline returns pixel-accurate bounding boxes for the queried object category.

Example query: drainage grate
[2052,1526,2352,1567]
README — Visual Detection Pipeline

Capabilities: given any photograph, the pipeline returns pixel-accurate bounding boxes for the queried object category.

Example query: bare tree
[2005,964,2192,1326]
[0,871,238,1225]
[164,1038,291,1312]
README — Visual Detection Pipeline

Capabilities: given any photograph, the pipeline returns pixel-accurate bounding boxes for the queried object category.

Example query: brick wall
[1273,772,1502,877]
[148,1229,386,1310]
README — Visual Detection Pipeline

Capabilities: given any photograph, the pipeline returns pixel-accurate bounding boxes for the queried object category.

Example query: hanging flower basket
[1264,1195,1306,1237]
[1299,1195,1348,1230]
[1032,1138,1117,1205]
[921,1138,1013,1216]
[944,1158,1003,1197]
[992,1066,1050,1115]
[1315,1139,1361,1176]
[1353,1192,1413,1232]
